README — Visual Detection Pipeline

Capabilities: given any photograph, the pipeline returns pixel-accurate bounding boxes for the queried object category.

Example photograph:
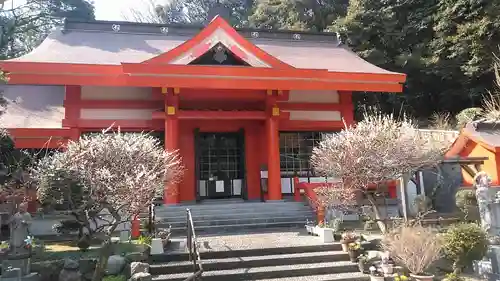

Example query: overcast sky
[4,0,163,21]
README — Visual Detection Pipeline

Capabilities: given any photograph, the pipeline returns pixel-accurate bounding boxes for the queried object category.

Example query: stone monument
[468,172,500,281]
[475,172,493,234]
[0,202,39,281]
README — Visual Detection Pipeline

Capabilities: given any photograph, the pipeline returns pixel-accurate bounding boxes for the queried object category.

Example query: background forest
[2,0,500,123]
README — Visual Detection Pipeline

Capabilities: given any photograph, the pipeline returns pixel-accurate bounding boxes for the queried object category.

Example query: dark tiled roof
[464,119,500,148]
[6,19,400,75]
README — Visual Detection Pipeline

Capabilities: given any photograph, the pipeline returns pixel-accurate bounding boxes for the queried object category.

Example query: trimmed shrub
[442,223,488,273]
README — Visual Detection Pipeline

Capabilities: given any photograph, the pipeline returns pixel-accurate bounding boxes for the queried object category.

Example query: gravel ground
[196,228,326,252]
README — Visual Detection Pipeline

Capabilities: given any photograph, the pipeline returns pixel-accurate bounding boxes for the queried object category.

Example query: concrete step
[155,210,314,222]
[153,207,312,218]
[154,202,309,213]
[159,215,314,228]
[152,244,342,262]
[154,210,314,222]
[151,260,358,281]
[151,251,349,274]
[156,201,306,208]
[169,220,311,235]
[251,272,369,281]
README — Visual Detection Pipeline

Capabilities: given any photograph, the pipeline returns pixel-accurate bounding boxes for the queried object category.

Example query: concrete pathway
[195,228,327,252]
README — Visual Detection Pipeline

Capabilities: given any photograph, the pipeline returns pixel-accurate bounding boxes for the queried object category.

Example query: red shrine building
[0,16,406,204]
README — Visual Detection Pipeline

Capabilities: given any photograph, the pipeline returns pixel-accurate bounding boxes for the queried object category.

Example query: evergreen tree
[0,0,95,59]
[154,0,253,26]
[249,0,348,31]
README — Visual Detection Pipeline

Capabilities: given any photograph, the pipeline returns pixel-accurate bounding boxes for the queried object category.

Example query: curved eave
[445,131,500,158]
[0,61,405,92]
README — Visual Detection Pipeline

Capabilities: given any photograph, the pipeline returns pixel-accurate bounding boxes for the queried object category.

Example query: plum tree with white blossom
[32,128,183,281]
[310,112,450,233]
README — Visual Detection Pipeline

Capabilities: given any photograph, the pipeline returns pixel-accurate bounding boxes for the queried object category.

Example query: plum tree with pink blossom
[310,112,450,233]
[32,128,183,281]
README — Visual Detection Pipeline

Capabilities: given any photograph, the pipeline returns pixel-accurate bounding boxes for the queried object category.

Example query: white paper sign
[260,171,268,179]
[216,181,224,192]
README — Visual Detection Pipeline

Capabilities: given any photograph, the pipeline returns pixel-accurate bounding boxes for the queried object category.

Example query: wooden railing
[185,208,203,281]
[293,177,398,224]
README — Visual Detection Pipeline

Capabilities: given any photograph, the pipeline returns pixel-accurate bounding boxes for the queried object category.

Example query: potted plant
[393,272,409,281]
[442,272,465,281]
[380,252,394,275]
[369,266,385,281]
[315,221,335,243]
[347,241,362,262]
[358,254,371,273]
[312,221,324,236]
[305,220,314,235]
[383,225,442,281]
[340,231,357,252]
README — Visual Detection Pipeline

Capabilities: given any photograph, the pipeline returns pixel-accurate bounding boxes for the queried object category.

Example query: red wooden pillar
[266,101,282,201]
[164,87,180,204]
[63,85,81,128]
[339,91,354,127]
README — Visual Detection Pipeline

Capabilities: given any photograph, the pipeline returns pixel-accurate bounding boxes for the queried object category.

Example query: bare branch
[383,225,443,275]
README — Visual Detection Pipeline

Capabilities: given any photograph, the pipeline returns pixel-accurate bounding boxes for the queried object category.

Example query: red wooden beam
[1,60,407,84]
[122,63,406,83]
[178,110,267,120]
[124,75,404,92]
[14,138,68,149]
[5,73,402,92]
[279,120,345,131]
[74,100,164,109]
[278,102,345,111]
[179,88,266,100]
[8,128,72,138]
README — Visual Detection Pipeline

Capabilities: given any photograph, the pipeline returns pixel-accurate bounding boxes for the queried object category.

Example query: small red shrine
[0,16,406,204]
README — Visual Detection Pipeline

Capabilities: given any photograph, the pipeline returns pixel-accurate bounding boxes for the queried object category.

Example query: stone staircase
[154,200,315,235]
[149,243,369,281]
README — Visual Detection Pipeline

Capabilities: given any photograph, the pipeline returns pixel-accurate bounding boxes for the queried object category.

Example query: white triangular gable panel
[170,28,271,67]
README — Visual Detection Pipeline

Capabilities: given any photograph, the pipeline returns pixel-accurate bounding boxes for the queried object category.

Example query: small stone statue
[8,202,32,254]
[474,172,492,234]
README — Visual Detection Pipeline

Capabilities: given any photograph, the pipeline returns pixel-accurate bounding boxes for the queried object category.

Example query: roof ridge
[62,19,340,43]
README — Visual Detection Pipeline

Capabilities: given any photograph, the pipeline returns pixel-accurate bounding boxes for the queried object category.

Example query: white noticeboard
[216,180,224,192]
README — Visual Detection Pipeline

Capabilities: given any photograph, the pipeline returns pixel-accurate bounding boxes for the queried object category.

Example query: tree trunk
[400,173,411,222]
[452,261,462,275]
[91,236,113,281]
[366,193,387,234]
[91,208,120,281]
